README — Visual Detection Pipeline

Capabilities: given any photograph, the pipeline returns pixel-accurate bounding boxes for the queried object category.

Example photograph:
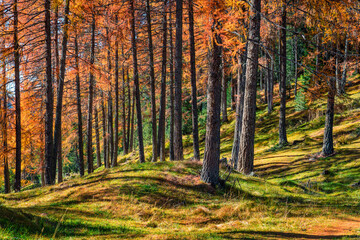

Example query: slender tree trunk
[87,12,96,174]
[338,35,348,95]
[122,68,127,154]
[130,0,145,163]
[231,72,237,111]
[113,34,120,164]
[108,94,114,166]
[188,0,200,160]
[221,53,228,123]
[278,1,288,146]
[267,57,274,113]
[53,0,70,183]
[294,35,298,97]
[129,88,135,152]
[169,8,175,161]
[231,53,246,169]
[237,0,261,175]
[322,77,336,156]
[2,46,9,193]
[101,96,108,168]
[174,0,184,160]
[145,0,158,162]
[75,32,85,176]
[95,108,101,168]
[43,0,53,186]
[158,0,167,162]
[201,25,222,186]
[126,69,131,152]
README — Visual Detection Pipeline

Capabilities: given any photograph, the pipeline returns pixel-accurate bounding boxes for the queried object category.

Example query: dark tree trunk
[122,68,127,155]
[101,96,108,168]
[145,0,158,162]
[43,0,53,186]
[322,77,336,156]
[188,0,200,160]
[201,28,222,186]
[221,53,228,123]
[157,0,167,162]
[130,0,145,163]
[129,88,135,152]
[53,0,70,183]
[108,94,114,167]
[2,47,10,193]
[237,0,261,175]
[114,35,120,164]
[169,7,175,161]
[173,0,184,160]
[94,108,102,168]
[294,35,298,97]
[267,57,274,113]
[278,1,288,146]
[75,32,85,176]
[87,13,96,174]
[231,53,246,169]
[126,69,131,153]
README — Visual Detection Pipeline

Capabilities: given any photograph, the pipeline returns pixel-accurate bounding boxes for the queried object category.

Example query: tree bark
[2,43,9,193]
[221,53,228,123]
[237,0,261,175]
[113,33,120,164]
[87,12,96,174]
[122,68,127,154]
[129,88,135,152]
[53,0,70,183]
[145,0,158,162]
[322,77,336,156]
[278,1,288,146]
[94,108,102,168]
[158,0,167,162]
[126,69,131,153]
[75,32,85,176]
[294,35,298,97]
[188,0,200,160]
[173,0,184,160]
[231,53,246,169]
[201,28,222,186]
[101,96,108,168]
[108,94,114,166]
[169,7,175,161]
[43,0,53,186]
[130,0,145,163]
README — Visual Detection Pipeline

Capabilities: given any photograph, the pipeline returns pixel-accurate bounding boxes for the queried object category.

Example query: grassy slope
[1,76,360,239]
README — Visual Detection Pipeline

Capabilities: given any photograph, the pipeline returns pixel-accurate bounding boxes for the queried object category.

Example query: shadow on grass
[217,230,360,239]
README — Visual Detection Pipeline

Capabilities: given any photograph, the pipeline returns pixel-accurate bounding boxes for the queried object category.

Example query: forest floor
[1,75,360,239]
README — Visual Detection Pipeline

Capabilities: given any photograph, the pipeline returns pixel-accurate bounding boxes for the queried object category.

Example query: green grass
[1,76,360,239]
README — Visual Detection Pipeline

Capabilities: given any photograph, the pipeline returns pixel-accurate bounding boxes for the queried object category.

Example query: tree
[237,0,261,175]
[201,21,222,186]
[278,0,288,146]
[188,0,200,160]
[169,5,175,161]
[2,36,9,193]
[173,0,184,161]
[130,0,145,163]
[157,0,167,162]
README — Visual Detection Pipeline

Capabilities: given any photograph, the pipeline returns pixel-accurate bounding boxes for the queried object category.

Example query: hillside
[1,77,360,239]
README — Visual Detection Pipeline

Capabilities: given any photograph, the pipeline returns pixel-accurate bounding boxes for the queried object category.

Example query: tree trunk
[294,35,298,97]
[157,0,167,162]
[87,12,96,174]
[43,0,53,186]
[237,0,261,175]
[122,68,127,154]
[231,53,246,169]
[337,35,348,95]
[201,27,222,186]
[129,88,135,152]
[130,0,145,163]
[231,72,237,111]
[174,0,184,161]
[221,53,228,123]
[53,0,70,183]
[113,35,119,164]
[278,1,288,146]
[94,108,102,168]
[108,94,115,167]
[75,32,85,176]
[169,7,175,161]
[145,0,158,162]
[2,45,9,193]
[188,0,200,160]
[101,96,108,168]
[267,57,274,113]
[322,77,336,156]
[126,68,131,153]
